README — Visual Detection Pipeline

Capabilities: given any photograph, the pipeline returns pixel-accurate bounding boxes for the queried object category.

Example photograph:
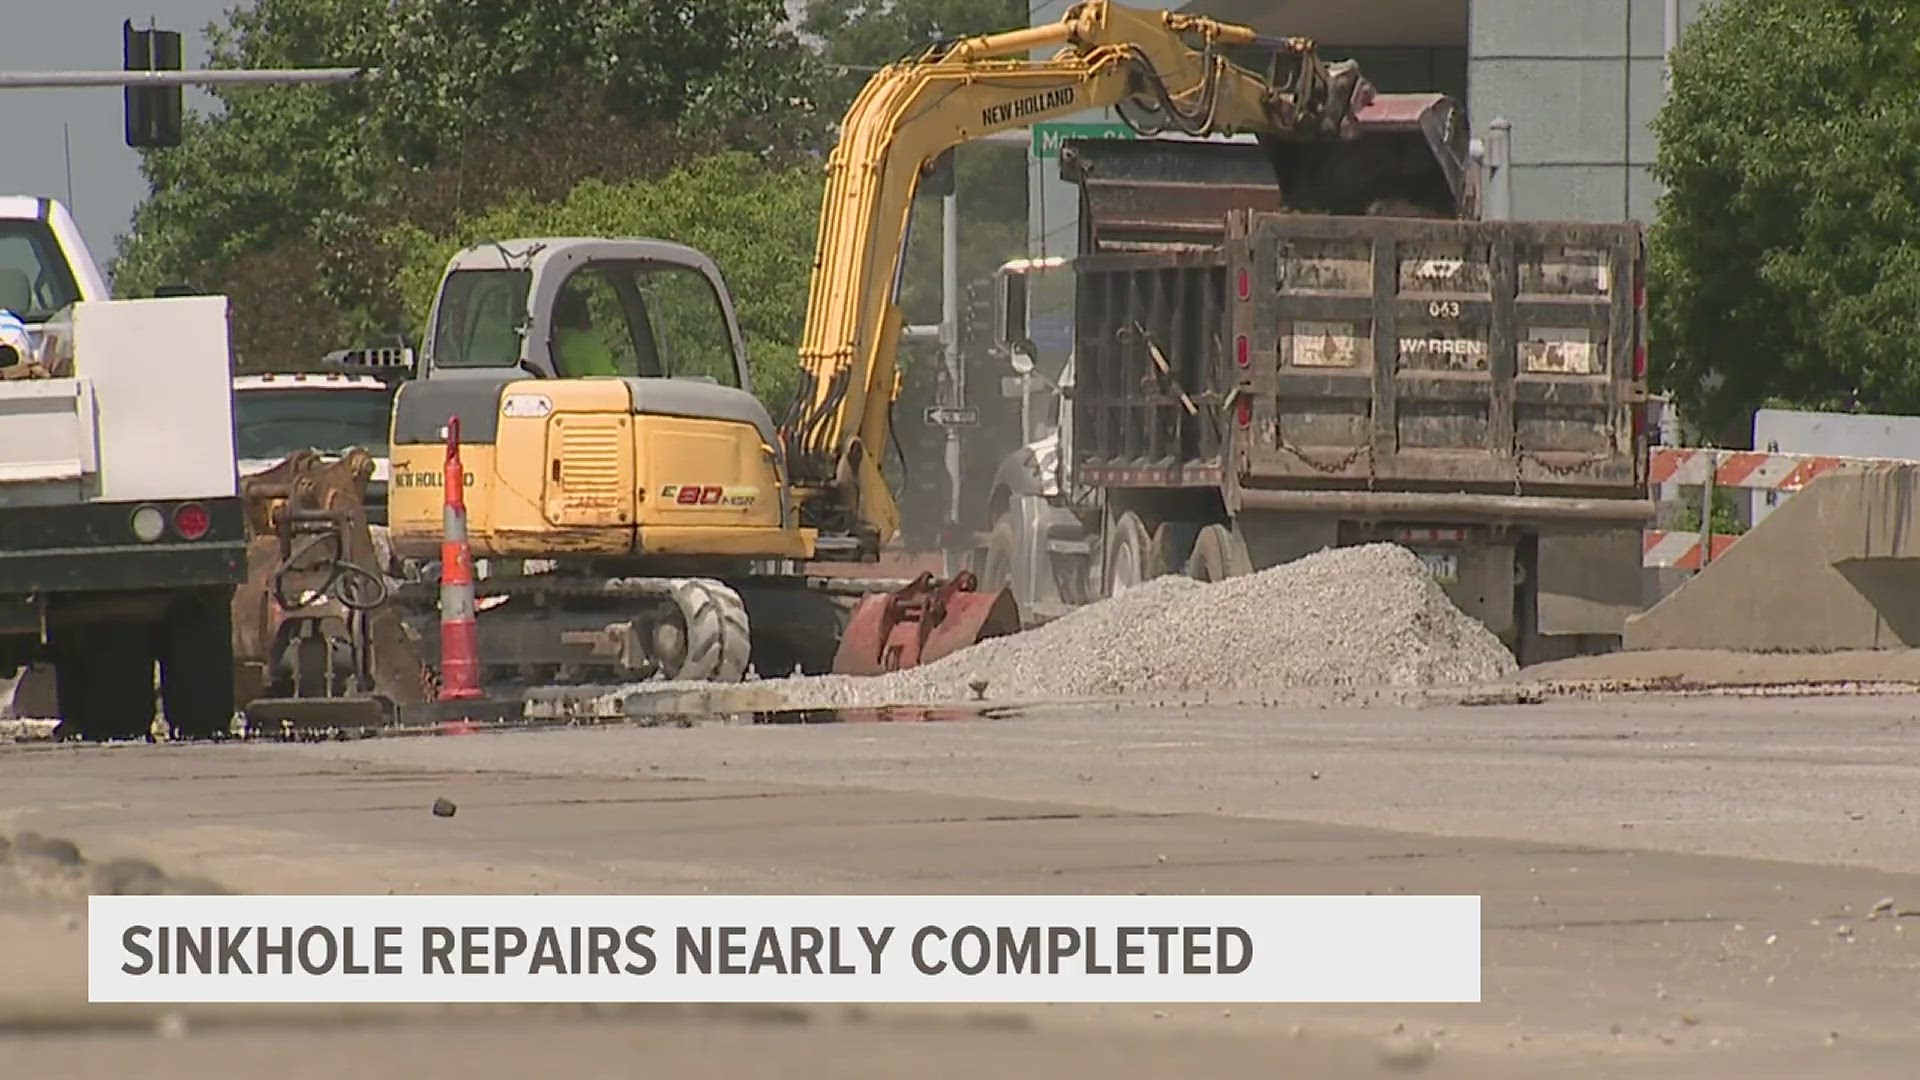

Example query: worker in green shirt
[552,287,621,377]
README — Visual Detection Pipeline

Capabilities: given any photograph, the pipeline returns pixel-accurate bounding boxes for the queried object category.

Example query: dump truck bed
[1069,210,1650,509]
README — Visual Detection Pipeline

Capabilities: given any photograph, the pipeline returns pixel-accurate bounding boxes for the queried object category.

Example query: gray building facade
[1025,0,1718,257]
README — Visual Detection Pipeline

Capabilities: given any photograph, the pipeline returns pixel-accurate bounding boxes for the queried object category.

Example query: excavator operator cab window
[551,269,641,378]
[430,269,532,369]
[551,260,741,388]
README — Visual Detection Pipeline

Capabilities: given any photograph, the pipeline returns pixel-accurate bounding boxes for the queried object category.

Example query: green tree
[803,0,1027,111]
[1649,0,1920,436]
[801,0,1032,329]
[388,153,827,412]
[112,0,827,365]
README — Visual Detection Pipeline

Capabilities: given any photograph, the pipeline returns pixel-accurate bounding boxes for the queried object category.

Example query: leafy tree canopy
[112,0,1038,402]
[1649,0,1920,435]
[113,0,826,362]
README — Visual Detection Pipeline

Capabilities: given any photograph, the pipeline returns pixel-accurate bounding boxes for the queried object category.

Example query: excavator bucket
[1291,90,1476,217]
[831,572,1023,677]
[1060,94,1475,252]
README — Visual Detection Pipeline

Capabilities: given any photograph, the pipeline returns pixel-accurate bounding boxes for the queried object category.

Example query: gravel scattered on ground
[660,543,1517,710]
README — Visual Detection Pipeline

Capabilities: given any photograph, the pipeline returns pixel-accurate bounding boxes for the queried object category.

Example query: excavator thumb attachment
[236,450,432,734]
[831,572,1022,676]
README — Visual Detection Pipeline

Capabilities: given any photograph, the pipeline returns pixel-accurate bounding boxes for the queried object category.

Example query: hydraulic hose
[271,530,391,613]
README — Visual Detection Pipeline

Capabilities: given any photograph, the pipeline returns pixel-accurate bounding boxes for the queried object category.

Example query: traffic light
[124,21,184,149]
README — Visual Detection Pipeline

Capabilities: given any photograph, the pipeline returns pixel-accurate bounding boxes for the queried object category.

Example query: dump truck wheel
[159,588,238,740]
[52,623,156,742]
[1151,522,1202,577]
[1186,524,1254,583]
[1104,511,1157,598]
[665,579,752,683]
[9,662,59,720]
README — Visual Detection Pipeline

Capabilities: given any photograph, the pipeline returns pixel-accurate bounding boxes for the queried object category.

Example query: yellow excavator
[373,1,1470,689]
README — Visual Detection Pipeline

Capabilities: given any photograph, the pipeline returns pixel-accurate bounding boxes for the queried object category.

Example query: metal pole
[61,123,74,210]
[1699,450,1717,571]
[0,68,369,88]
[1019,372,1033,446]
[942,191,963,541]
[1486,118,1514,222]
[1663,0,1681,90]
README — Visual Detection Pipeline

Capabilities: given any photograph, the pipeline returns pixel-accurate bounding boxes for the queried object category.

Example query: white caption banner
[88,894,1480,1004]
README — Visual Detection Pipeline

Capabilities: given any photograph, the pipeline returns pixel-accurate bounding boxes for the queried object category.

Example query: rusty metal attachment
[831,571,1022,677]
[235,449,431,730]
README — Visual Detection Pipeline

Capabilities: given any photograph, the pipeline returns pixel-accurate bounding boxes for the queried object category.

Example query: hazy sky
[1,2,234,278]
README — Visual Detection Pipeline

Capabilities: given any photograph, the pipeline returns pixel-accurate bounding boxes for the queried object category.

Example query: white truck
[232,360,404,525]
[0,196,247,739]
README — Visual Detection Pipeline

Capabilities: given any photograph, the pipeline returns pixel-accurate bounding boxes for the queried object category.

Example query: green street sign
[1031,121,1136,160]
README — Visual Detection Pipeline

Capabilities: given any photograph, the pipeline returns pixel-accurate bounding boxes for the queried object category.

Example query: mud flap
[831,572,1023,677]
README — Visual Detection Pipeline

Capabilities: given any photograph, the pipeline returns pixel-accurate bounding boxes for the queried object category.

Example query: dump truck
[967,137,1654,664]
[0,195,249,738]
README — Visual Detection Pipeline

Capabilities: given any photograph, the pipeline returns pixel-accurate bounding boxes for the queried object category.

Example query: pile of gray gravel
[748,542,1517,708]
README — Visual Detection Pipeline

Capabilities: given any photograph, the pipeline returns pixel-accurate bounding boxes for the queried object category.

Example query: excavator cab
[385,239,813,570]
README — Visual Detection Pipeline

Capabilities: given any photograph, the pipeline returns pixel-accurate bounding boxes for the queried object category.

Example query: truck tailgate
[1235,213,1646,496]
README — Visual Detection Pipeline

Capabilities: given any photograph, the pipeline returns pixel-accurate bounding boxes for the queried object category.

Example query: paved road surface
[2,691,1917,1078]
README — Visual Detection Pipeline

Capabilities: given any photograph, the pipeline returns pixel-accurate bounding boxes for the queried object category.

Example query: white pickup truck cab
[0,196,246,740]
[233,369,398,524]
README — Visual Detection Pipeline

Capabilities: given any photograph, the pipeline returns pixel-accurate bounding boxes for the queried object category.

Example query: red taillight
[173,502,211,541]
[1235,397,1253,427]
[1235,334,1250,368]
[1236,268,1250,301]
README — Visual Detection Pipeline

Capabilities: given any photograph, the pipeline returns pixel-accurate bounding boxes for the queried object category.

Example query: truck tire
[1103,511,1158,598]
[159,588,238,741]
[1151,522,1202,578]
[52,623,157,742]
[1186,523,1254,583]
[9,662,59,720]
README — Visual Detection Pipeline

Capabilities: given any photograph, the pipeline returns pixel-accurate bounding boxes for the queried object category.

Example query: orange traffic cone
[438,415,482,701]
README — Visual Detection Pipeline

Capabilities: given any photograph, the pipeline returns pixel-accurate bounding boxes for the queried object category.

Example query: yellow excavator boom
[778,1,1415,551]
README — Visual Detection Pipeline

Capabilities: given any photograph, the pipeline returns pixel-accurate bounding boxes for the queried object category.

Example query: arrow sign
[923,406,980,427]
